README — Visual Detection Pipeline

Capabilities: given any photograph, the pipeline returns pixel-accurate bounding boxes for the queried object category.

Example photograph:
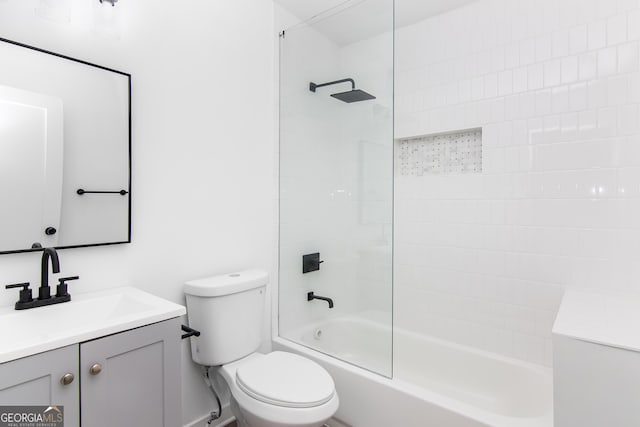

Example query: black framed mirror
[0,37,131,254]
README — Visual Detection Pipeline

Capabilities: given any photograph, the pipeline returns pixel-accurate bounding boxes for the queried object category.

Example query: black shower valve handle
[303,252,324,273]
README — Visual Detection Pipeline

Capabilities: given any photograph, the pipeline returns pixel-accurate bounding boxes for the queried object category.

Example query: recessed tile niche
[395,128,482,176]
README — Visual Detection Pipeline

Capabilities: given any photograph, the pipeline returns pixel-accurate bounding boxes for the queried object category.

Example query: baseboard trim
[326,417,352,427]
[184,408,345,427]
[183,404,235,427]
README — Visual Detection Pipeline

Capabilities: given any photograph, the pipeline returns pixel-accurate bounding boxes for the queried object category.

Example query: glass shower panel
[278,0,394,377]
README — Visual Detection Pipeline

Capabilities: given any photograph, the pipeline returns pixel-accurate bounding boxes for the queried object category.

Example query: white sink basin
[0,287,186,363]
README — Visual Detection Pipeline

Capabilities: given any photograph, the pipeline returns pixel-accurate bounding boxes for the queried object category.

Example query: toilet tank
[184,269,268,366]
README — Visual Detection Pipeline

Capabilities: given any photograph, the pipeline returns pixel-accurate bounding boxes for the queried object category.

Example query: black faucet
[4,248,79,310]
[40,247,60,300]
[307,291,334,308]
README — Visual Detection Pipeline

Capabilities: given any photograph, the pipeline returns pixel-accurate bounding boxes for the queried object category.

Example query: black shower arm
[309,78,355,93]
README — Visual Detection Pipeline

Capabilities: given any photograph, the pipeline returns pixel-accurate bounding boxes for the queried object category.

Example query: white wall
[394,0,640,366]
[0,0,275,425]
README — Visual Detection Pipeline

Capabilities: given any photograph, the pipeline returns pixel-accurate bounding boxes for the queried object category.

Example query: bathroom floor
[223,421,341,427]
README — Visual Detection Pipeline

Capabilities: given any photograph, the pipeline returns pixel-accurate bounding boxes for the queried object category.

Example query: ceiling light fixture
[99,0,118,6]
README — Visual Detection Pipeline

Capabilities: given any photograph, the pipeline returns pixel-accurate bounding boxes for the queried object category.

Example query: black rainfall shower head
[309,78,376,103]
[331,89,376,103]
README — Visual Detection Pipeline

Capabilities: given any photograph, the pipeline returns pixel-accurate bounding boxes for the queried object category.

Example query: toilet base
[229,394,334,427]
[230,396,249,427]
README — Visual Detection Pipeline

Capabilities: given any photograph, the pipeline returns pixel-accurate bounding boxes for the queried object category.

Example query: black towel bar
[77,189,128,195]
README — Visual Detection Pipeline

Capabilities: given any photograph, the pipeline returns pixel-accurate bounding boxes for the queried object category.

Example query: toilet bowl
[184,270,339,427]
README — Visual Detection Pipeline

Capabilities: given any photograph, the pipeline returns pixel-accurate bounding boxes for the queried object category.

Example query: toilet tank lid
[184,269,268,297]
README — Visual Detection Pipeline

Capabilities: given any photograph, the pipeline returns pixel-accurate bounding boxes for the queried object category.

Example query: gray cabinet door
[0,345,79,427]
[80,318,181,427]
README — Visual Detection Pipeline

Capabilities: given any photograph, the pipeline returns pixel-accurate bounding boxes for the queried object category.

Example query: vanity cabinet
[0,318,181,427]
[81,318,181,427]
[0,345,80,427]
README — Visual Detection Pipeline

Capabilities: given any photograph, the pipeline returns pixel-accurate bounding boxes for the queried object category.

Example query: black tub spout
[307,291,334,309]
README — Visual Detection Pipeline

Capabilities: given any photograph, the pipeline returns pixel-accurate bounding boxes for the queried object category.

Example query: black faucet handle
[56,276,79,298]
[5,282,33,303]
[5,282,30,289]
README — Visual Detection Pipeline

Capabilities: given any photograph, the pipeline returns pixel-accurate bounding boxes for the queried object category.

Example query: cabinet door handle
[89,363,103,375]
[60,373,74,385]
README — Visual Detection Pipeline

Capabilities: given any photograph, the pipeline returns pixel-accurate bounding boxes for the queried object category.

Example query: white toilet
[184,269,339,427]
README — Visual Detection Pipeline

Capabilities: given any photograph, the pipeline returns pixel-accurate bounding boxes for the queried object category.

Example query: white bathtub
[275,315,553,427]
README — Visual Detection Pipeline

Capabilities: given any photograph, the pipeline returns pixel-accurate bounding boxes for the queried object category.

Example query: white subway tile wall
[394,0,640,366]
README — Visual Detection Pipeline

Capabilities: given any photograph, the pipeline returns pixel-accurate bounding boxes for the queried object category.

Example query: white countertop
[0,286,186,363]
[553,290,640,352]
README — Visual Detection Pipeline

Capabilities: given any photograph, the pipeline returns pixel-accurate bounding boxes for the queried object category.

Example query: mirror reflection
[0,38,131,254]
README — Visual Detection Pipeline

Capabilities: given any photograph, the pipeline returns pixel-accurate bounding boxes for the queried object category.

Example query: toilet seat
[235,352,335,408]
[218,352,339,427]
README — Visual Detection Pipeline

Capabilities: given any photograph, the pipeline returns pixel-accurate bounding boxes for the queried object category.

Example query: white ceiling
[275,0,478,45]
